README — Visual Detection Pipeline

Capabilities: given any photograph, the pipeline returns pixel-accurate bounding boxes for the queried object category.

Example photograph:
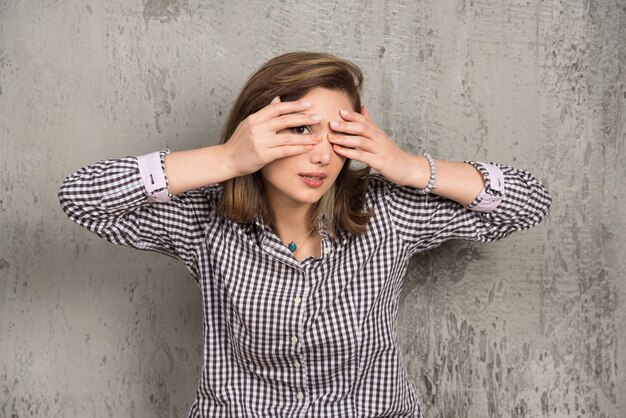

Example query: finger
[269,133,321,148]
[331,144,373,166]
[327,134,376,153]
[256,99,311,120]
[329,119,369,137]
[360,105,372,121]
[266,112,322,132]
[268,144,316,161]
[339,108,370,124]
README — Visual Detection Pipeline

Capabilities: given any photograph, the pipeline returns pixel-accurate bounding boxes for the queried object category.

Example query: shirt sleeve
[378,162,552,258]
[58,149,219,279]
[465,162,506,212]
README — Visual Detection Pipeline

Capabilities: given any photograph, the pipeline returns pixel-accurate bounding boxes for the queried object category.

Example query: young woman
[59,52,551,417]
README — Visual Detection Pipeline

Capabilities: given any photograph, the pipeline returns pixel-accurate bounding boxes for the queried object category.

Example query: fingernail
[305,145,314,150]
[313,136,322,143]
[340,109,349,116]
[333,144,342,150]
[330,121,340,128]
[328,133,337,140]
[300,101,311,107]
[310,114,322,121]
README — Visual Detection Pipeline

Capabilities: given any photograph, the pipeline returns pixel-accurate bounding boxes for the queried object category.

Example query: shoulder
[167,183,224,213]
[366,172,393,201]
[363,172,398,215]
[200,183,223,201]
[366,172,392,191]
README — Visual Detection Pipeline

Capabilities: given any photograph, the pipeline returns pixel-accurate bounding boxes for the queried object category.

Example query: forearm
[59,156,153,234]
[406,154,485,206]
[59,157,157,245]
[59,153,217,263]
[387,155,551,255]
[164,144,237,195]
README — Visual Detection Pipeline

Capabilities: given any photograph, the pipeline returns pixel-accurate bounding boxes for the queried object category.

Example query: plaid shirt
[58,150,551,417]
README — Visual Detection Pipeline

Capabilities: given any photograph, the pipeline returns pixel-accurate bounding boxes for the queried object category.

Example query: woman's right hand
[164,98,322,195]
[222,97,322,177]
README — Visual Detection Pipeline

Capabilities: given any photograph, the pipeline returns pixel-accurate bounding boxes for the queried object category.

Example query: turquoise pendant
[288,242,297,252]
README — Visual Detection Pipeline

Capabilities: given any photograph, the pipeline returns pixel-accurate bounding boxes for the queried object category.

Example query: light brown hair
[217,51,372,237]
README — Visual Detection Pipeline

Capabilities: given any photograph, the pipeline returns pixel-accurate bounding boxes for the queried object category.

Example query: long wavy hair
[217,51,372,237]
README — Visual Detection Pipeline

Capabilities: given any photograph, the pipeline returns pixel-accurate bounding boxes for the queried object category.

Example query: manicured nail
[300,101,311,107]
[310,114,322,121]
[305,145,314,150]
[313,136,322,143]
[330,121,340,128]
[333,144,342,150]
[328,133,337,140]
[340,109,349,117]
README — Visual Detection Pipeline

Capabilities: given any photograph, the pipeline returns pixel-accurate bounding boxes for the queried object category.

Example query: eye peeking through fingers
[291,126,312,135]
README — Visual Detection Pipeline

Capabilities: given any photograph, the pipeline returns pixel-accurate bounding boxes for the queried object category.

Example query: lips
[299,172,328,180]
[299,172,327,188]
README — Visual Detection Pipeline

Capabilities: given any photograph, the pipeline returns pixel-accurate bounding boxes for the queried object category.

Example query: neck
[263,191,313,241]
[261,178,318,243]
[272,204,313,242]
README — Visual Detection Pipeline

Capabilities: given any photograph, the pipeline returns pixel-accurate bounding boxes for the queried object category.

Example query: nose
[309,132,334,165]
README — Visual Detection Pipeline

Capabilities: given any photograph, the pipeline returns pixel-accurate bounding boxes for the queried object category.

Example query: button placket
[292,270,311,406]
[319,236,332,259]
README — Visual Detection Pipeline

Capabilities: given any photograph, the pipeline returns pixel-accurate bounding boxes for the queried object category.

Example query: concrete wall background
[1,0,624,417]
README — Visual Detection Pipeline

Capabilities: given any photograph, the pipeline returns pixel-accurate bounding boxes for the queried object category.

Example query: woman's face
[260,87,351,211]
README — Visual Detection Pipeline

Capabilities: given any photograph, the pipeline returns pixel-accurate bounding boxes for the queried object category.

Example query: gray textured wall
[1,0,624,417]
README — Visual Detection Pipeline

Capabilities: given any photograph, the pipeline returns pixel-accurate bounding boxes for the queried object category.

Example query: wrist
[214,144,241,179]
[406,153,432,189]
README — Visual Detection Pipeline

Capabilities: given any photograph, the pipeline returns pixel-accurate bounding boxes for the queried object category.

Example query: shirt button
[296,392,305,401]
[291,335,298,344]
[294,297,302,305]
[293,361,301,368]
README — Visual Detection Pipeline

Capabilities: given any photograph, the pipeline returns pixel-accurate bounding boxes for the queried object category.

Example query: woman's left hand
[328,106,419,187]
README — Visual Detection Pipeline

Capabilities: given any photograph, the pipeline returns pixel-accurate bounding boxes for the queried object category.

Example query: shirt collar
[246,213,349,262]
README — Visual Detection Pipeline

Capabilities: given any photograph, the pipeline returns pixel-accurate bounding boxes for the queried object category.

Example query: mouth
[299,172,328,181]
[299,172,327,187]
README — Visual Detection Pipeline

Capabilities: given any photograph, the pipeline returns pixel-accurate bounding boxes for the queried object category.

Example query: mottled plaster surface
[1,0,624,417]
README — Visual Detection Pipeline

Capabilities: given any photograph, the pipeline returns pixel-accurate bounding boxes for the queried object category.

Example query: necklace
[284,227,316,252]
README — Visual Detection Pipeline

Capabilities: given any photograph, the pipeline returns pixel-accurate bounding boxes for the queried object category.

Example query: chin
[298,193,324,204]
[296,187,329,203]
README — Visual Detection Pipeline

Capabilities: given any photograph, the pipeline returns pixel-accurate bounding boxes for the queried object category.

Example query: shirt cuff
[465,162,504,213]
[137,149,172,203]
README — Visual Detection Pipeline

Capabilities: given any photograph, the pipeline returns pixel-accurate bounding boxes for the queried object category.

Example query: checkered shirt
[58,150,551,417]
